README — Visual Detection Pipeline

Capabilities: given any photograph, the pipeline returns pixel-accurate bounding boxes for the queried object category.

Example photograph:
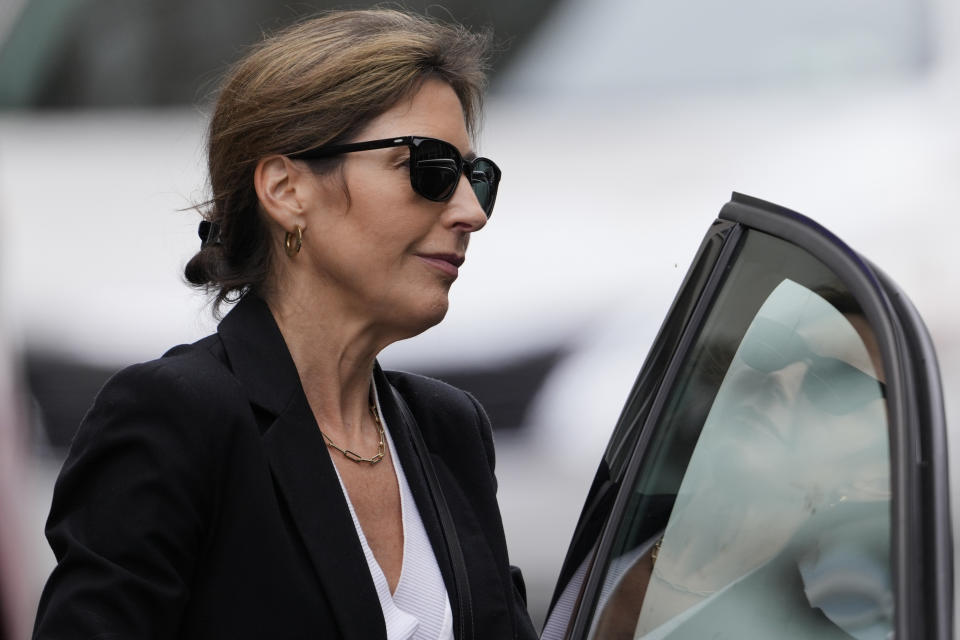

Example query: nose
[443,173,488,232]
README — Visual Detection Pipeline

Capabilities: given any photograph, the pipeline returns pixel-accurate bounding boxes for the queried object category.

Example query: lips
[416,253,464,278]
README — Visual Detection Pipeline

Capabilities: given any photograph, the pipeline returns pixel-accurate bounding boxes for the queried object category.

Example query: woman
[33,10,537,640]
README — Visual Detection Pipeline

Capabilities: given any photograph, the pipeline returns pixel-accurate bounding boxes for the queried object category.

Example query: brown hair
[184,9,491,310]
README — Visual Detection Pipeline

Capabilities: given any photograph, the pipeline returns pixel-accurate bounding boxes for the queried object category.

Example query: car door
[540,193,950,640]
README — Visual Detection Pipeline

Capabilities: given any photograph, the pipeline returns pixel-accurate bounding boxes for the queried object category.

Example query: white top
[330,385,455,640]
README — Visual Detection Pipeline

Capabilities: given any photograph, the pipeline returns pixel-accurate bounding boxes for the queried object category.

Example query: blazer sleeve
[33,361,226,640]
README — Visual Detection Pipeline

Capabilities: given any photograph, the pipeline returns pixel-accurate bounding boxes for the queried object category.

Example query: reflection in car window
[554,230,891,640]
[634,280,889,639]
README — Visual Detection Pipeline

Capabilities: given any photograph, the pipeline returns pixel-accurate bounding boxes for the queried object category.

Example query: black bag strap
[389,384,475,640]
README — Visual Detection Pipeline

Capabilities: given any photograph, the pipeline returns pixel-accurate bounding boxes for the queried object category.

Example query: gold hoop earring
[284,226,303,257]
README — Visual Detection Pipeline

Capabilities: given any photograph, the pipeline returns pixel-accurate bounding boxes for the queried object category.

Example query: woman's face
[293,78,488,338]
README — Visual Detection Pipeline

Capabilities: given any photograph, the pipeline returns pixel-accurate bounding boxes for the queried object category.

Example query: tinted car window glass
[583,230,890,639]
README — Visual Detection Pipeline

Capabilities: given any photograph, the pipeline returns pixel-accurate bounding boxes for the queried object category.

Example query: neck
[265,284,395,441]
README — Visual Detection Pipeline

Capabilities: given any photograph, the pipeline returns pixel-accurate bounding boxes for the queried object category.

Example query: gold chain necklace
[321,403,385,465]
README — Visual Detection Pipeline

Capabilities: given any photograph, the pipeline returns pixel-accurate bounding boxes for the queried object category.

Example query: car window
[562,229,891,639]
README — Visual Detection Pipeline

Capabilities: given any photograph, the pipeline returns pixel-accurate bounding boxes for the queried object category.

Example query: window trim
[564,222,746,638]
[873,262,952,636]
[543,221,736,632]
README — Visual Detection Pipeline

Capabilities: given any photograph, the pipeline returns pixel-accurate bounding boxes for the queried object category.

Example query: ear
[254,155,310,231]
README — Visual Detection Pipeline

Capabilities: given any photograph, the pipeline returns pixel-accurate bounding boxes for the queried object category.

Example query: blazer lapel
[261,396,384,640]
[373,366,459,626]
[218,296,384,640]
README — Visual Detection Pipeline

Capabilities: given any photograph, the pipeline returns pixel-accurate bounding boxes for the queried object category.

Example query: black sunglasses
[289,136,501,218]
[739,317,886,415]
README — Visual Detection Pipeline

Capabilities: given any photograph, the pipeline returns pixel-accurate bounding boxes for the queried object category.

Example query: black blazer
[33,295,538,640]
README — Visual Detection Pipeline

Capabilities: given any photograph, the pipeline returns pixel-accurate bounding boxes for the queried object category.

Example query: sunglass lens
[470,158,499,217]
[411,140,459,201]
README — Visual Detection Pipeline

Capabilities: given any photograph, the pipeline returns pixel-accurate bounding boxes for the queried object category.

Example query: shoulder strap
[388,383,475,640]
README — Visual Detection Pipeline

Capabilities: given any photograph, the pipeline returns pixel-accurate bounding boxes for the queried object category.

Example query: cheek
[347,160,417,209]
[349,190,431,250]
[313,208,417,272]
[360,225,420,278]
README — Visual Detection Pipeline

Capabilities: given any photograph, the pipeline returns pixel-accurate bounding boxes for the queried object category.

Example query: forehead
[357,78,471,153]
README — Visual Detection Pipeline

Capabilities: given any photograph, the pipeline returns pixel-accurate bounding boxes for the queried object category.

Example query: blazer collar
[216,294,301,415]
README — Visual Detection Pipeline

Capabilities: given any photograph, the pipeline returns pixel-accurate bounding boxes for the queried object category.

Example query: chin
[391,294,450,340]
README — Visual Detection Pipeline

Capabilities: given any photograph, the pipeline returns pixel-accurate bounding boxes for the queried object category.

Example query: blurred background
[2,0,959,635]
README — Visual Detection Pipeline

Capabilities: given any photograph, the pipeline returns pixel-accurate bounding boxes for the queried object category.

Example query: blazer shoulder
[158,333,236,389]
[384,369,473,408]
[383,369,496,474]
[75,334,245,449]
[152,333,242,399]
[383,369,490,430]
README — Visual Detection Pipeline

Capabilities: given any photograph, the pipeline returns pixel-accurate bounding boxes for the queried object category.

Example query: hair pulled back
[184,9,491,310]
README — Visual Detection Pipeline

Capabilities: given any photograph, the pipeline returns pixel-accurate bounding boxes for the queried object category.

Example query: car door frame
[551,192,951,640]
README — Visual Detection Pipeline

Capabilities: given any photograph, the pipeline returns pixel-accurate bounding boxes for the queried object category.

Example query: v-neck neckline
[332,382,410,597]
